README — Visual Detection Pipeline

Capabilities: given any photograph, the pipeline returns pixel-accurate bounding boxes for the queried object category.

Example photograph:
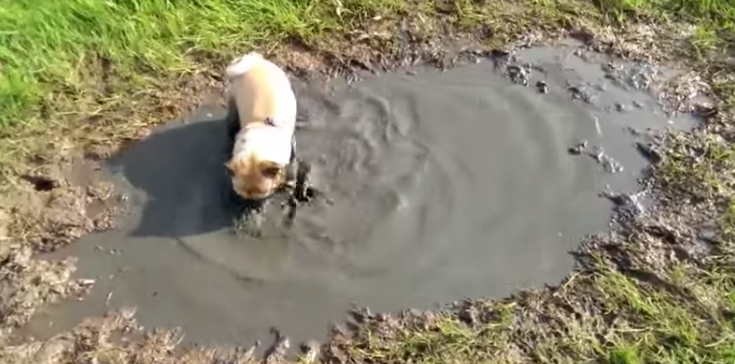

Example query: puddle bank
[16,43,698,347]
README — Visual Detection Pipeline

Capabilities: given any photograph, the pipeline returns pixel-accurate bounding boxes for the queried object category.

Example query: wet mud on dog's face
[226,155,285,201]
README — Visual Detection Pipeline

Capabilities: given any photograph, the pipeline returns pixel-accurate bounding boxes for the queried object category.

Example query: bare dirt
[0,158,120,343]
[0,1,729,363]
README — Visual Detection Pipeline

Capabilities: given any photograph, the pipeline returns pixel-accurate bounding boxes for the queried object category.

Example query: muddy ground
[0,1,733,363]
[13,40,701,348]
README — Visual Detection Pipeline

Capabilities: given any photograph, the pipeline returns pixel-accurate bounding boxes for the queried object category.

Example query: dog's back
[226,52,296,133]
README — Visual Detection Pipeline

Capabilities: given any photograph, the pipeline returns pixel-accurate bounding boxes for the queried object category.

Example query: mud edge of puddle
[0,4,732,364]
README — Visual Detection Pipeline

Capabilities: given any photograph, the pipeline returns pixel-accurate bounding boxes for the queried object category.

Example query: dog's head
[227,155,286,201]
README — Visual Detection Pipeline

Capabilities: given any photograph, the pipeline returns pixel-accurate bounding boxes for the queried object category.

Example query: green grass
[592,0,735,26]
[0,0,403,128]
[334,251,735,363]
[0,0,405,186]
[594,0,735,57]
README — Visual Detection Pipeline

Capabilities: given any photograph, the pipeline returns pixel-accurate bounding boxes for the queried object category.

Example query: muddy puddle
[17,42,698,347]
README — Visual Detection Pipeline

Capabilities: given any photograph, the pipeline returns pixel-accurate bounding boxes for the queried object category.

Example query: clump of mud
[600,186,647,224]
[567,140,624,173]
[0,245,89,344]
[0,309,306,364]
[0,159,122,344]
[10,185,114,252]
[7,160,119,252]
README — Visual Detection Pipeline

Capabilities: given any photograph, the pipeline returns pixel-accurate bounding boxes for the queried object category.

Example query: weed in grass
[606,345,643,364]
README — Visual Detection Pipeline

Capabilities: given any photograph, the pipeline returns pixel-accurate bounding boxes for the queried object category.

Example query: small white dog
[224,52,298,201]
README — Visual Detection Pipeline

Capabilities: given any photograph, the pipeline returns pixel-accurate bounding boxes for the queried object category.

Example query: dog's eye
[261,167,281,178]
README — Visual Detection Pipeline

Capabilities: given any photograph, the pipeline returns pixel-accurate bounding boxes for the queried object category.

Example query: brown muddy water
[18,43,697,347]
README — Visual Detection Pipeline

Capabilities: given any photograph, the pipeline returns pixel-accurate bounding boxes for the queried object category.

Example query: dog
[223,52,298,204]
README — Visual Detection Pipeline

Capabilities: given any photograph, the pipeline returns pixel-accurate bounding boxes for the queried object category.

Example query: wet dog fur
[224,52,298,206]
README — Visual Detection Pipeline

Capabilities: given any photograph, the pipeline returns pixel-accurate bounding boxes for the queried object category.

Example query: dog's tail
[225,52,264,80]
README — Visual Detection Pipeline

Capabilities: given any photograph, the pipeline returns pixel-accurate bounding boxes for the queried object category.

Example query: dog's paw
[233,210,264,238]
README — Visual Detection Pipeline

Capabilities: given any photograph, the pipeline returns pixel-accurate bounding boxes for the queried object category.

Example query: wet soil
[14,41,698,348]
[0,158,120,343]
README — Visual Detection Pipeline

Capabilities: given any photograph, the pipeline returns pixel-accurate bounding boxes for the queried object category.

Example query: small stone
[568,86,582,100]
[0,209,8,240]
[506,65,529,86]
[536,80,549,94]
[568,140,588,155]
[299,341,320,364]
[491,49,510,58]
[697,227,720,245]
[458,304,479,326]
[636,142,663,164]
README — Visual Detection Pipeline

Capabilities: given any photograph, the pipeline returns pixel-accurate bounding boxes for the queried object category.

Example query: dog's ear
[225,160,236,172]
[226,159,246,175]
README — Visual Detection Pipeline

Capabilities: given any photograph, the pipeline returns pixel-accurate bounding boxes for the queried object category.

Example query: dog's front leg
[290,134,297,164]
[284,135,298,188]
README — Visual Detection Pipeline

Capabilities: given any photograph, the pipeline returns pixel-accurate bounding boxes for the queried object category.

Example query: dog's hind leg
[225,96,241,143]
[296,108,309,129]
